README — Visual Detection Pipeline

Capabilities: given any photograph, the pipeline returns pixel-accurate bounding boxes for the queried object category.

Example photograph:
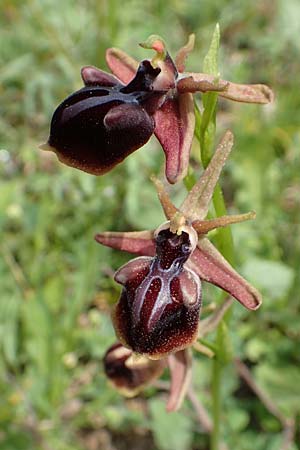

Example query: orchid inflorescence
[43,34,273,411]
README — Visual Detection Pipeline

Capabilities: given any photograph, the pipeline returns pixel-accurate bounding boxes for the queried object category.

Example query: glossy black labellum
[45,61,166,175]
[113,229,202,358]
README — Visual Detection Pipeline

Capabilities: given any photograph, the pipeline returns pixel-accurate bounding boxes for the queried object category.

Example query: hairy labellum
[113,228,202,359]
[43,61,166,175]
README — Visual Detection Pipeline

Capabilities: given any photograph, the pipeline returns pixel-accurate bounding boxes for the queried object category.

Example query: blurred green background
[1,0,300,449]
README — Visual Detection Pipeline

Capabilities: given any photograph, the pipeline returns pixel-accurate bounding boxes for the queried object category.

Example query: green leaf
[193,100,202,141]
[149,399,193,450]
[203,23,220,76]
[201,24,220,115]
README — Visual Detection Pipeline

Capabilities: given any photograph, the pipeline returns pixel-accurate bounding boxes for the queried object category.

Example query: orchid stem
[211,331,222,450]
[196,86,235,449]
[193,27,237,449]
[212,184,235,265]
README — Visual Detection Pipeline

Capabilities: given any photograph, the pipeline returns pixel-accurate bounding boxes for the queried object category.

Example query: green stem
[198,94,235,265]
[212,185,235,266]
[191,26,236,449]
[211,341,222,450]
[196,90,235,449]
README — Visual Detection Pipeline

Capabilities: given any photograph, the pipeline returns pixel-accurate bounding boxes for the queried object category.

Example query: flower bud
[103,342,165,395]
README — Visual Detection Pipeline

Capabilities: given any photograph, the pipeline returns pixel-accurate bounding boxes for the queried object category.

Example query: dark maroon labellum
[113,229,202,358]
[46,61,166,175]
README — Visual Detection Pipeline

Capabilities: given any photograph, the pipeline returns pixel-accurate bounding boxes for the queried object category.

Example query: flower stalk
[195,25,236,449]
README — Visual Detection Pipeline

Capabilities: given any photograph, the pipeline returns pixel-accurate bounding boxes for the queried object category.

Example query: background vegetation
[0,0,299,449]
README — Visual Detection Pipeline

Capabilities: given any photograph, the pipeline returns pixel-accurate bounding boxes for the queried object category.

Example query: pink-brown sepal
[105,47,138,84]
[166,349,192,412]
[187,239,262,310]
[154,93,195,184]
[95,231,156,256]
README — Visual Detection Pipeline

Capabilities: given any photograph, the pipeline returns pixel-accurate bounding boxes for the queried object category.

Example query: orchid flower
[98,130,261,411]
[96,131,261,360]
[42,35,273,183]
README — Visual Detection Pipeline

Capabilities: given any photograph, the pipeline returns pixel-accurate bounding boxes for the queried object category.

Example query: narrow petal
[166,349,192,412]
[181,130,234,220]
[178,72,274,104]
[175,34,195,73]
[95,230,156,256]
[192,211,256,235]
[187,238,262,310]
[106,47,138,84]
[177,75,228,94]
[151,176,179,219]
[154,93,195,184]
[81,65,122,86]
